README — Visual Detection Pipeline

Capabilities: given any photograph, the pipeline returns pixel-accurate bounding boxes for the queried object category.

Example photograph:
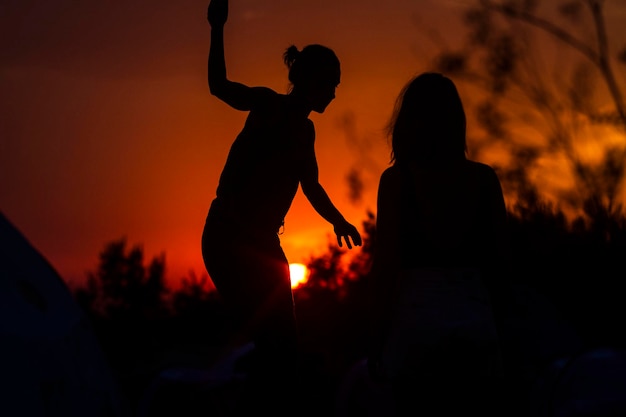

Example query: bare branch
[483,0,601,65]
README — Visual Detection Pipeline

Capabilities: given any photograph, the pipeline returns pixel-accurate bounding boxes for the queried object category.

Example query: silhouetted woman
[202,0,362,415]
[367,72,510,416]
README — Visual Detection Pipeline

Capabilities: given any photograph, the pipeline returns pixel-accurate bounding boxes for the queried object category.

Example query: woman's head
[387,72,467,166]
[283,44,340,113]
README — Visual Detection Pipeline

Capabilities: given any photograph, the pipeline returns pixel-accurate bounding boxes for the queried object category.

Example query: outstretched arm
[300,133,362,249]
[302,180,362,249]
[207,0,261,111]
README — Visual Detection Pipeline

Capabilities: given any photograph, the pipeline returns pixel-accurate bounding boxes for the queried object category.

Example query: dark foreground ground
[109,283,626,417]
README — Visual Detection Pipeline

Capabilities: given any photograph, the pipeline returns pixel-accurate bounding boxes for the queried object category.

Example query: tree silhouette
[170,270,216,316]
[75,237,169,320]
[430,0,626,225]
[506,196,626,347]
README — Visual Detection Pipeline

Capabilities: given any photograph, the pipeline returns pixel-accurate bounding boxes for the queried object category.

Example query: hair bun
[283,45,300,68]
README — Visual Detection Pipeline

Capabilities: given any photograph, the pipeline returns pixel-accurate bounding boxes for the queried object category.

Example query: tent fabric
[0,211,127,417]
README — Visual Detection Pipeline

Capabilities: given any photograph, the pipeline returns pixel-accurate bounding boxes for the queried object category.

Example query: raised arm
[207,0,260,111]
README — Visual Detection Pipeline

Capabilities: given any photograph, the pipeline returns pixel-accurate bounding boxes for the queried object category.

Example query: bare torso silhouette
[213,90,317,232]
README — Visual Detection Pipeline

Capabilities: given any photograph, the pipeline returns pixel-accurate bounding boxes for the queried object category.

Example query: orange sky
[2,0,625,288]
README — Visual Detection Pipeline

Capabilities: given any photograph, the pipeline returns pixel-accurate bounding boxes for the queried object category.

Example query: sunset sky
[2,0,625,288]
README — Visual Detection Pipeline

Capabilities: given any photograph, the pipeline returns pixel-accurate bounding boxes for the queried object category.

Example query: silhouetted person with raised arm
[367,72,511,416]
[202,0,362,415]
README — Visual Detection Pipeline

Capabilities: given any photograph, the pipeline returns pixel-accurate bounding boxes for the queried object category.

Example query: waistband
[206,198,283,236]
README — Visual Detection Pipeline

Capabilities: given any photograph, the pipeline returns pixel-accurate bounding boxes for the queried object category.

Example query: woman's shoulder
[378,166,408,195]
[380,165,402,181]
[463,160,503,193]
[465,159,498,176]
[465,159,492,169]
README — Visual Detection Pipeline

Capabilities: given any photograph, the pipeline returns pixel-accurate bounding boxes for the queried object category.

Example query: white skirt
[380,267,502,380]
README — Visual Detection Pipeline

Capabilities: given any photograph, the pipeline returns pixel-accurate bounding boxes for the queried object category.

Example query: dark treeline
[71,197,626,415]
[507,195,626,350]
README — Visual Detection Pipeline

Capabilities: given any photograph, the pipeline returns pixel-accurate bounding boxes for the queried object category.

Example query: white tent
[0,211,127,417]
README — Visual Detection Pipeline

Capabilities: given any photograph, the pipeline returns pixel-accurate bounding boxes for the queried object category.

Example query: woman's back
[375,159,508,416]
[378,159,506,270]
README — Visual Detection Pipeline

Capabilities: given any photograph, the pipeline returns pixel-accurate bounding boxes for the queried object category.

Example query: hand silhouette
[334,220,362,249]
[207,0,228,27]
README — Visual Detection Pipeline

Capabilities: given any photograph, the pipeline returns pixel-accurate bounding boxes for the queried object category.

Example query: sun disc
[289,263,309,288]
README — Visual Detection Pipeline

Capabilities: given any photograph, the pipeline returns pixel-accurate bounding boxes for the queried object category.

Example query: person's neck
[287,91,312,118]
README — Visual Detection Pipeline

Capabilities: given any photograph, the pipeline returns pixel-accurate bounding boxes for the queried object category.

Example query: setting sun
[289,263,309,289]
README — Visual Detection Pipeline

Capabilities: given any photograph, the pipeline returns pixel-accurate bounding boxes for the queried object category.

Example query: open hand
[334,221,362,249]
[207,0,228,27]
